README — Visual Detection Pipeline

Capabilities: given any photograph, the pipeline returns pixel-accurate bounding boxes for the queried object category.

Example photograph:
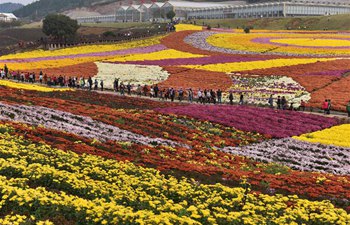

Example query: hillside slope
[13,0,113,19]
[0,3,23,13]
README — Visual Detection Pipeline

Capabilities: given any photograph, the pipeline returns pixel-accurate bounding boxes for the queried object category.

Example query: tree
[42,14,79,40]
[166,10,176,22]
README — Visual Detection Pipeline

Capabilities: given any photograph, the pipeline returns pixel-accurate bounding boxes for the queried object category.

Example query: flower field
[0,24,350,224]
[2,24,350,110]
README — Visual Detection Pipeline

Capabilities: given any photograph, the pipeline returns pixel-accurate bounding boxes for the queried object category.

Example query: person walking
[268,95,274,108]
[229,91,233,105]
[327,99,332,115]
[281,96,287,110]
[206,90,211,104]
[170,88,175,102]
[197,89,203,104]
[127,83,131,95]
[100,80,104,91]
[188,88,193,103]
[137,84,142,96]
[277,96,281,109]
[239,93,244,105]
[154,84,159,98]
[39,72,43,84]
[120,82,125,95]
[322,99,328,114]
[178,88,184,102]
[347,101,350,117]
[114,78,119,92]
[88,77,93,91]
[94,79,98,90]
[217,89,222,104]
[211,90,216,104]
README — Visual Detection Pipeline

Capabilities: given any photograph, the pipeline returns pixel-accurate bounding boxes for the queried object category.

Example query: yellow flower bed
[175,24,203,32]
[0,124,349,225]
[207,33,350,55]
[0,80,72,92]
[0,35,165,60]
[182,57,337,73]
[108,49,204,62]
[294,124,350,147]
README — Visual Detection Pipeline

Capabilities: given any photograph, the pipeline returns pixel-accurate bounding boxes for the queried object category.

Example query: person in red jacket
[322,99,328,114]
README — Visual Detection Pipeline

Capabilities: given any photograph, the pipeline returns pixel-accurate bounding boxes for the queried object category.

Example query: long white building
[188,1,350,19]
[0,13,18,22]
[76,1,350,24]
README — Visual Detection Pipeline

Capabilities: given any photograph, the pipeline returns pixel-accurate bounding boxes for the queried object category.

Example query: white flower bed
[222,138,350,175]
[226,75,311,107]
[93,62,169,89]
[0,102,185,148]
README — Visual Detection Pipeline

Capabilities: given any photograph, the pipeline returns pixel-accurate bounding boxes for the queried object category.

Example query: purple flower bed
[0,44,167,63]
[156,105,338,138]
[116,55,267,66]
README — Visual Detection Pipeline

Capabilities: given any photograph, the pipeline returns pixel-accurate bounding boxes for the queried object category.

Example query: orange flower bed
[161,30,216,55]
[309,75,350,111]
[160,66,232,91]
[291,75,339,92]
[18,62,98,78]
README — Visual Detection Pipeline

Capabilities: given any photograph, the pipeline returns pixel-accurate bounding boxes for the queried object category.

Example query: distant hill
[13,0,243,20]
[13,0,116,20]
[0,2,23,13]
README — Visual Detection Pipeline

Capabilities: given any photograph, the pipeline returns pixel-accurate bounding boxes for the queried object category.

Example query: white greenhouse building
[75,1,350,24]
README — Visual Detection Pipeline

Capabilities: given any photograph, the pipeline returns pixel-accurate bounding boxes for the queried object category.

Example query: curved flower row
[118,54,271,66]
[182,57,338,73]
[3,119,350,208]
[107,49,204,62]
[294,124,350,148]
[0,101,185,148]
[207,33,350,56]
[0,129,349,224]
[0,87,266,149]
[184,31,244,55]
[0,35,166,60]
[0,80,72,92]
[19,62,99,78]
[223,138,350,175]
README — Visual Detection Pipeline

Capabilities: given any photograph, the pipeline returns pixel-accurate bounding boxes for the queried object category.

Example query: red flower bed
[35,90,179,110]
[18,62,98,78]
[4,121,350,210]
[159,66,232,91]
[0,87,264,148]
[161,30,216,55]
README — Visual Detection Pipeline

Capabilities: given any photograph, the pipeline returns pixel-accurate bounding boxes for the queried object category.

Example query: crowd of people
[2,65,350,117]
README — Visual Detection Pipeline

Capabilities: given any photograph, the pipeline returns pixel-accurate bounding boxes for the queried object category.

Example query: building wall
[77,15,116,24]
[188,2,350,19]
[75,1,350,23]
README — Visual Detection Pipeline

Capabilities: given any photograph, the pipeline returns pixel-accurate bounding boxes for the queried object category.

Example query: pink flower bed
[156,105,338,138]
